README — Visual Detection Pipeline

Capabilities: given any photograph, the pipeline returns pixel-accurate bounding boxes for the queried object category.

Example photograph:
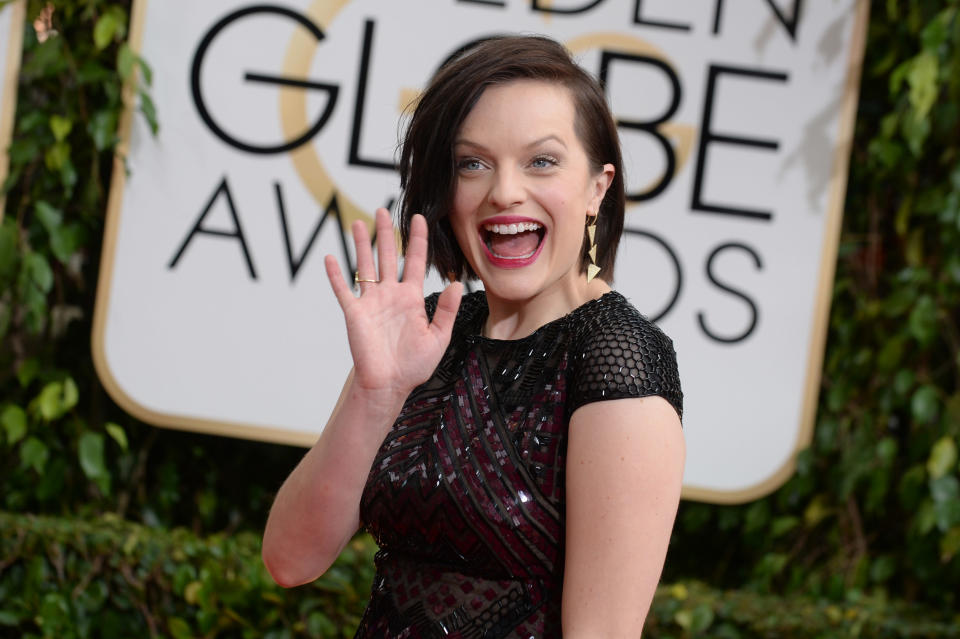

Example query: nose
[487,167,526,210]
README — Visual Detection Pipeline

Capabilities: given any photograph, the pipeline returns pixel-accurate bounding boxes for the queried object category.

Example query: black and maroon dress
[355,290,682,638]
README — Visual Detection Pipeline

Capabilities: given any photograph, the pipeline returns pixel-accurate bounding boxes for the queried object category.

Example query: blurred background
[1,0,959,637]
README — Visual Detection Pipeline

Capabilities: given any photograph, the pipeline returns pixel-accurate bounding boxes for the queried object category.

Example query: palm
[325,209,462,398]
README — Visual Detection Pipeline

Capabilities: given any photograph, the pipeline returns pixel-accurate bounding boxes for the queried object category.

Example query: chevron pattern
[354,290,682,637]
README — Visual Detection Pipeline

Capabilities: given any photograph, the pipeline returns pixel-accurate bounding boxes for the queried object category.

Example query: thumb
[429,281,463,343]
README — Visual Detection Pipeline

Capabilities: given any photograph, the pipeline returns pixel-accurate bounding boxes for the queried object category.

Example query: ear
[588,163,616,216]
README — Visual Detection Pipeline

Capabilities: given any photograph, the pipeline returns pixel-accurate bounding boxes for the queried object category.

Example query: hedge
[1,512,957,639]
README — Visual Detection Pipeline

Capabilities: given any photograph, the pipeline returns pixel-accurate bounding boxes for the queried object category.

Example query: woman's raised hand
[324,208,463,401]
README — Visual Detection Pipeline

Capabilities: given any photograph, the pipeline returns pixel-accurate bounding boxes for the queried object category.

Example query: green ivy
[665,0,960,609]
[0,0,304,533]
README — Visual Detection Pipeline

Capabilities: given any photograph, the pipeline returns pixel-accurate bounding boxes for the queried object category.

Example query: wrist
[344,379,410,425]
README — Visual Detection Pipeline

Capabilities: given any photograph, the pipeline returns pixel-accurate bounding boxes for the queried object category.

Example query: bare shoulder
[562,395,685,636]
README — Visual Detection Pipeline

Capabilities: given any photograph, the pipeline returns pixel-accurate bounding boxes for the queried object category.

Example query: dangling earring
[585,212,601,283]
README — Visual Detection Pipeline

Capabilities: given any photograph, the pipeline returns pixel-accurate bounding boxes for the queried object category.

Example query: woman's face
[450,80,614,307]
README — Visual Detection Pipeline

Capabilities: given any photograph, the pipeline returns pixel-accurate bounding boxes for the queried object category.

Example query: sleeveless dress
[355,290,683,638]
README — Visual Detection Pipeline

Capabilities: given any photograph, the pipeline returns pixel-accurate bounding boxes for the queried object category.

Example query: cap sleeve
[569,294,683,421]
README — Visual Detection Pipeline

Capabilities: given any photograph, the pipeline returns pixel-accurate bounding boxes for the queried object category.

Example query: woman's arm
[262,209,462,587]
[561,395,685,637]
[261,369,406,587]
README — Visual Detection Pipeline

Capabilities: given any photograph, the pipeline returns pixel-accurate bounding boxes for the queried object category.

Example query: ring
[354,272,380,285]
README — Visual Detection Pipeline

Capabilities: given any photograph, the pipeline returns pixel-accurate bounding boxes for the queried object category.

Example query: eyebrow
[454,134,568,151]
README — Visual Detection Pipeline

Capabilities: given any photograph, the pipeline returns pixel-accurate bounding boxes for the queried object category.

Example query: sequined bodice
[356,290,682,638]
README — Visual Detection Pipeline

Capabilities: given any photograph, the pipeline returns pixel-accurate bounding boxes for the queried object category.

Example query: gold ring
[354,272,380,285]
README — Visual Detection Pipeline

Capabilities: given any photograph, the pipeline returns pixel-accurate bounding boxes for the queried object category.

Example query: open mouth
[481,222,546,260]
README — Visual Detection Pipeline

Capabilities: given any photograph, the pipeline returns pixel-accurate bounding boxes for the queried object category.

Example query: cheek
[449,196,475,246]
[452,181,482,217]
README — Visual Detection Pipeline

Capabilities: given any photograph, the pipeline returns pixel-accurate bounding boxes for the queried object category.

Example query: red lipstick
[478,215,547,269]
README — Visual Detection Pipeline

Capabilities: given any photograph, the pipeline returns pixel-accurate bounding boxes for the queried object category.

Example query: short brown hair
[398,35,625,283]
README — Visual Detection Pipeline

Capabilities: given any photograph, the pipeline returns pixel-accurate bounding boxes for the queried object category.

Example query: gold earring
[586,213,600,283]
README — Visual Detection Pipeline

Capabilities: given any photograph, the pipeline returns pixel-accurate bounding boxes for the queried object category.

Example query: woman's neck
[482,278,611,341]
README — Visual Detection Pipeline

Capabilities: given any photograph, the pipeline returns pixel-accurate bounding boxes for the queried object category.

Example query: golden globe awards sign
[94,0,869,503]
[0,0,26,217]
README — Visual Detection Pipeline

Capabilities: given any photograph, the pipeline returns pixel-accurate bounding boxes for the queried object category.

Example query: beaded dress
[355,290,683,639]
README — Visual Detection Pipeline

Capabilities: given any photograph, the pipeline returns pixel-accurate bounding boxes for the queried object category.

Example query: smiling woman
[262,35,685,638]
[448,80,614,336]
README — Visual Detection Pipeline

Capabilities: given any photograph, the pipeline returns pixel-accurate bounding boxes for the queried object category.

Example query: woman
[263,35,685,638]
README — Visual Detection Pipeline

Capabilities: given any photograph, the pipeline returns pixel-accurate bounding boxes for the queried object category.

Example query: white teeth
[482,222,543,235]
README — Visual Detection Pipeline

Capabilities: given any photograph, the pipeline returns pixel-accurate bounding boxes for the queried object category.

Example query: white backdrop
[93,0,870,503]
[0,0,26,217]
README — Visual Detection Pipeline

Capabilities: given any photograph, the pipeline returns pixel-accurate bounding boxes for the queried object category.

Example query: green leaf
[167,617,193,639]
[79,431,111,495]
[36,382,62,421]
[88,110,118,151]
[137,55,154,87]
[48,114,73,142]
[34,200,63,233]
[49,223,83,264]
[78,431,106,479]
[901,110,931,156]
[877,437,898,465]
[870,555,896,583]
[117,43,135,80]
[674,609,694,630]
[183,580,203,605]
[928,437,958,480]
[17,358,39,388]
[62,378,78,411]
[38,593,70,634]
[33,379,76,421]
[931,479,960,532]
[894,369,915,395]
[907,51,938,121]
[920,9,951,50]
[876,339,903,372]
[20,437,49,474]
[23,252,54,294]
[0,610,18,626]
[804,495,831,527]
[93,8,127,50]
[105,422,128,451]
[908,295,937,346]
[771,516,799,538]
[744,500,770,533]
[916,500,937,535]
[911,385,939,424]
[59,155,78,192]
[44,141,70,171]
[931,475,960,504]
[1,405,27,445]
[139,89,158,135]
[690,603,715,633]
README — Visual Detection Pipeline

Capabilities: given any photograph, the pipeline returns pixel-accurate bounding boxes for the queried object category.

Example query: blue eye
[457,158,484,171]
[531,155,558,169]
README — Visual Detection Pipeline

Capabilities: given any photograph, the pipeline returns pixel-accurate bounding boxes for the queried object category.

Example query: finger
[352,219,377,290]
[375,208,398,283]
[401,214,428,285]
[429,281,463,344]
[325,254,355,309]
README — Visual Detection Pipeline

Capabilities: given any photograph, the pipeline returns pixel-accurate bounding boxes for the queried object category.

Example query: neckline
[470,290,621,345]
